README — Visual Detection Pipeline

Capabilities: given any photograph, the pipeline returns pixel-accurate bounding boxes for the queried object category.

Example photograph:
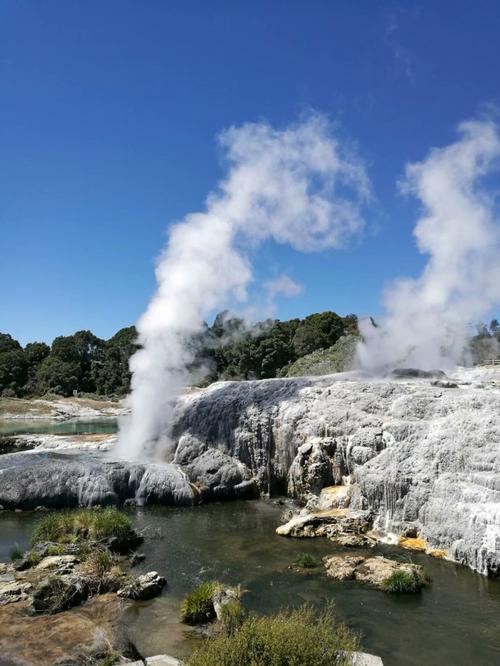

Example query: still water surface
[0,418,118,436]
[1,501,499,665]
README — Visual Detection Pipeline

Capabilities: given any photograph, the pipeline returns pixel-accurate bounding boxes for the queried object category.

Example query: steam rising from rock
[358,118,500,373]
[117,115,370,459]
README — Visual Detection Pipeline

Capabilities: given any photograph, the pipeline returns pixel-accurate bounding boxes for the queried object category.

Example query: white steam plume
[358,118,500,373]
[117,115,370,460]
[264,274,303,298]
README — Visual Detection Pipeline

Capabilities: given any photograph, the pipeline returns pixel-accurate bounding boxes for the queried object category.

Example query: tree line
[0,311,358,398]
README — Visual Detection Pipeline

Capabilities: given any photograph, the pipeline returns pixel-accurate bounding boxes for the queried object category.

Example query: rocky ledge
[0,447,257,509]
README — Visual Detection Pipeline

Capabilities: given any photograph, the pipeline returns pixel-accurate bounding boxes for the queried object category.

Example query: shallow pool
[1,501,499,665]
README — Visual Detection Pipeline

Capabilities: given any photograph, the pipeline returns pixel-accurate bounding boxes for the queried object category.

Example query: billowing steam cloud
[117,115,370,460]
[358,118,500,373]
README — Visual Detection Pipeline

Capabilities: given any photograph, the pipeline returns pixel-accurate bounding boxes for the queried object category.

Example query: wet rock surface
[117,571,166,600]
[0,451,196,509]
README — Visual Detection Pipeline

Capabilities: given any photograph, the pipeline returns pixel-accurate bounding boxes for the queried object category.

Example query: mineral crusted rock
[323,553,425,590]
[117,571,166,600]
[276,509,372,538]
[171,369,500,575]
[353,555,425,590]
[323,554,365,581]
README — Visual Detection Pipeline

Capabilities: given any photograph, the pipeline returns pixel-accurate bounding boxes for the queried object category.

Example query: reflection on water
[1,501,499,666]
[0,418,118,436]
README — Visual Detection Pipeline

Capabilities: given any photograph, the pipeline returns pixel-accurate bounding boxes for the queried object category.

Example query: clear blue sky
[2,1,500,345]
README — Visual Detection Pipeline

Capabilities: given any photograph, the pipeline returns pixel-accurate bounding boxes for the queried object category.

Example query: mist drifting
[358,118,500,373]
[117,115,370,460]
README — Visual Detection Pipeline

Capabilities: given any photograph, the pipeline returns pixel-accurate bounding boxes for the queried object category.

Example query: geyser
[358,118,500,373]
[117,114,370,460]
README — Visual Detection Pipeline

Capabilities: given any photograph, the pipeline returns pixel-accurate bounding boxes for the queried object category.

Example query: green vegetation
[292,552,319,568]
[96,653,120,666]
[9,543,23,561]
[0,310,357,397]
[286,334,359,377]
[382,569,428,593]
[219,599,246,636]
[185,603,358,666]
[1,313,499,398]
[180,580,222,624]
[31,507,134,547]
[0,327,136,398]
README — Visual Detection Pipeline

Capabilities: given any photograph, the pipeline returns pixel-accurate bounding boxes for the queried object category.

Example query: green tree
[292,311,346,357]
[91,326,138,396]
[0,349,27,396]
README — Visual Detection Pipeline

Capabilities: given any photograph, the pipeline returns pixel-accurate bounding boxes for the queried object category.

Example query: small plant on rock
[219,598,246,636]
[9,543,23,561]
[382,569,427,593]
[293,552,318,568]
[180,581,222,624]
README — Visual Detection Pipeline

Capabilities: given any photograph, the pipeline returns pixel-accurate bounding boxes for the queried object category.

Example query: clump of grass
[293,552,318,569]
[180,581,222,624]
[97,652,120,666]
[31,508,133,547]
[81,548,125,594]
[82,549,114,578]
[186,603,358,666]
[25,550,42,567]
[46,544,66,556]
[382,569,427,593]
[10,543,23,561]
[219,599,246,636]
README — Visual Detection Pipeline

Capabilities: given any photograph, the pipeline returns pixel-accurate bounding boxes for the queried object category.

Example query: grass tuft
[186,603,358,666]
[382,569,427,593]
[293,552,318,568]
[10,543,23,561]
[180,581,222,624]
[219,599,246,636]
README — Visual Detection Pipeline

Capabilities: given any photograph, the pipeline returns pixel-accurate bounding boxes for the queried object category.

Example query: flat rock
[353,555,424,590]
[0,580,32,605]
[36,555,79,571]
[276,509,372,538]
[352,652,384,665]
[0,593,139,665]
[323,554,365,581]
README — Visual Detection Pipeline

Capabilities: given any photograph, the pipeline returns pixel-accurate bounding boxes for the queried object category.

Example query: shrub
[10,543,23,561]
[186,603,358,666]
[293,552,318,568]
[382,569,427,593]
[180,581,222,624]
[31,508,133,546]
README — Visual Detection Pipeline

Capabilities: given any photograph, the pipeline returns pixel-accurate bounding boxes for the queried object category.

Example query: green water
[2,502,500,665]
[0,418,118,436]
